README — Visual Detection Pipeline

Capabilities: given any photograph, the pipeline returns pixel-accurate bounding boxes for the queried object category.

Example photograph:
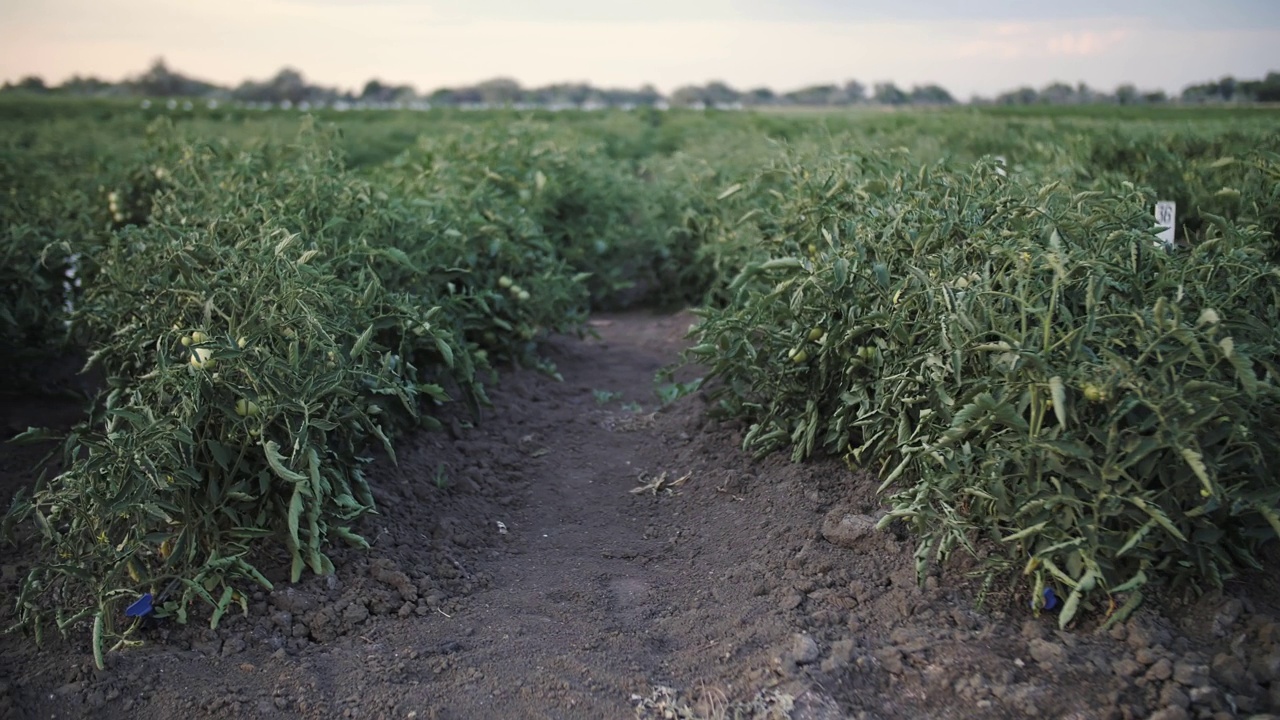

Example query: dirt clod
[787,634,820,666]
[1174,660,1209,687]
[820,510,877,549]
[1210,652,1249,691]
[1028,638,1066,670]
[1148,706,1190,720]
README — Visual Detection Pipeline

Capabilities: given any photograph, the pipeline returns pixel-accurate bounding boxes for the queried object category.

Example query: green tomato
[190,347,215,369]
[1083,383,1107,403]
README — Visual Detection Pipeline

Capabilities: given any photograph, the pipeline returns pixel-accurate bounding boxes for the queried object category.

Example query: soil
[2,311,1279,720]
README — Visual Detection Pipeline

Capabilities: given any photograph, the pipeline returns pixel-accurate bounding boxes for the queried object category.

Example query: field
[1,99,1279,719]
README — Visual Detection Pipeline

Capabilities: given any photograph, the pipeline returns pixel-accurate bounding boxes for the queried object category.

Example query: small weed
[593,389,623,405]
[655,374,703,407]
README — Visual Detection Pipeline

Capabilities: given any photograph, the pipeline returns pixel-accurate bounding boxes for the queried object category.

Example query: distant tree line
[976,81,1166,106]
[1179,73,1280,103]
[670,80,955,107]
[975,74,1280,106]
[2,58,1278,109]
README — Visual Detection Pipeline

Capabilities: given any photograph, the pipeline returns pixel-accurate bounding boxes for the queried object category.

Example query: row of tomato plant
[685,139,1280,627]
[0,116,682,664]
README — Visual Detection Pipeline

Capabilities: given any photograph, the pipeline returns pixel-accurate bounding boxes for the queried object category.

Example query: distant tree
[269,68,308,104]
[428,88,457,105]
[702,81,741,107]
[670,85,705,107]
[743,87,776,105]
[232,67,326,104]
[131,58,220,97]
[786,84,839,105]
[360,79,414,104]
[1142,90,1168,104]
[530,82,593,106]
[842,80,867,104]
[450,86,483,105]
[909,84,954,105]
[1256,72,1280,102]
[134,58,179,95]
[1039,82,1075,105]
[16,76,49,93]
[475,77,521,106]
[996,87,1038,105]
[565,84,595,105]
[390,84,417,103]
[1181,75,1238,103]
[633,84,663,107]
[594,84,663,107]
[57,75,111,95]
[1180,85,1210,103]
[596,88,624,106]
[361,79,386,101]
[872,82,909,105]
[1114,84,1139,105]
[1218,76,1237,101]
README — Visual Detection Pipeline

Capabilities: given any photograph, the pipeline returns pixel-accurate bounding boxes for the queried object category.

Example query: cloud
[954,20,1138,60]
[1047,30,1131,57]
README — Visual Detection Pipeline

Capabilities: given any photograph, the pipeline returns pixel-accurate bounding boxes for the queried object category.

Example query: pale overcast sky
[1,0,1277,97]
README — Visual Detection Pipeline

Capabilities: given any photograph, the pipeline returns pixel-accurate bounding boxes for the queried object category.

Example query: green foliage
[0,133,107,375]
[5,100,1280,664]
[381,122,679,308]
[690,147,1280,625]
[374,126,593,360]
[5,121,474,660]
[0,223,69,364]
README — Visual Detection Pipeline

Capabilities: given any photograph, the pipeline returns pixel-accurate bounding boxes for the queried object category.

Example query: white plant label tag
[1155,201,1176,247]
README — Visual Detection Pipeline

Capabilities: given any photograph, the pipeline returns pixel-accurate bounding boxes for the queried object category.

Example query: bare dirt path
[2,312,1279,720]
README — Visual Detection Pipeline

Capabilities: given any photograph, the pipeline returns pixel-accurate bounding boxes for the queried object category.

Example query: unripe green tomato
[190,347,215,369]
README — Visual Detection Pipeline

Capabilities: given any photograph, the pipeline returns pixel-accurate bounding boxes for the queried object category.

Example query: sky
[1,0,1278,98]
